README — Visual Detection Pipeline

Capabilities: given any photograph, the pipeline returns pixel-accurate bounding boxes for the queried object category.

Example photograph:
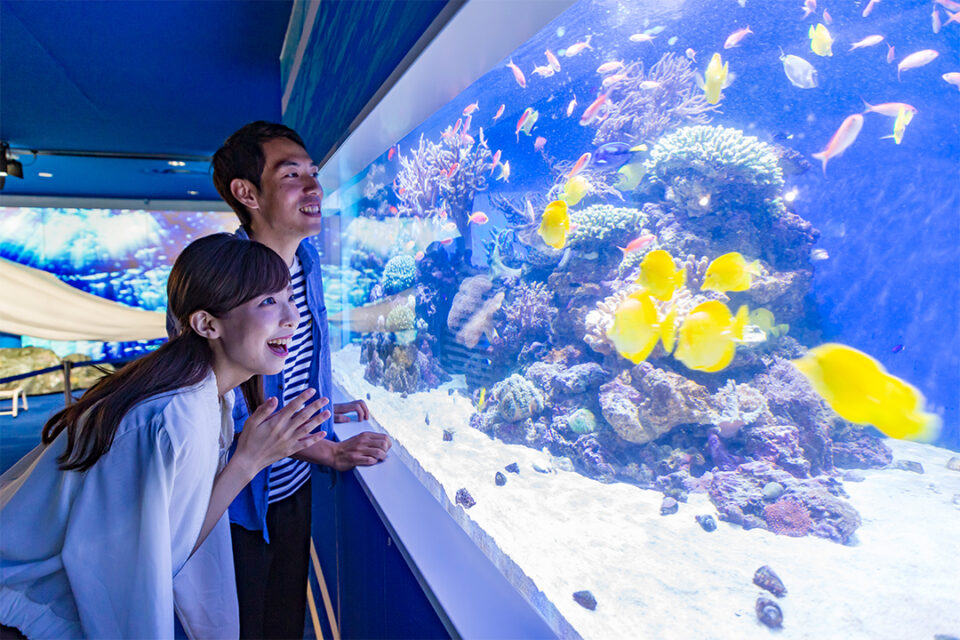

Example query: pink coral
[763,498,813,537]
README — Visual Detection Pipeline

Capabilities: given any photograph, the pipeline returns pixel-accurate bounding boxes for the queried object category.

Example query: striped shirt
[267,256,314,503]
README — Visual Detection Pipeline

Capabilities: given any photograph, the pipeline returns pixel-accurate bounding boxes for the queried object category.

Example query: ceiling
[0,0,449,202]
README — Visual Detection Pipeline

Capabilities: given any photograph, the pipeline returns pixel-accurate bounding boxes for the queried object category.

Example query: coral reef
[646,125,785,222]
[382,254,418,295]
[567,204,649,253]
[591,53,715,147]
[394,127,494,246]
[360,314,449,394]
[763,497,814,536]
[490,374,545,423]
[492,281,558,362]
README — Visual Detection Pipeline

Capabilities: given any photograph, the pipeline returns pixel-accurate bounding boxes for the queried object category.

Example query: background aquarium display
[323,0,960,636]
[0,206,236,359]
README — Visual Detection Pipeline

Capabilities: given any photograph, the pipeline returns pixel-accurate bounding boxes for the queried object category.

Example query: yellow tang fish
[674,301,748,372]
[791,343,941,442]
[696,53,733,105]
[749,307,789,339]
[809,23,834,57]
[538,200,570,249]
[606,290,677,364]
[476,386,487,412]
[615,162,646,191]
[702,252,761,292]
[637,249,685,301]
[561,175,591,206]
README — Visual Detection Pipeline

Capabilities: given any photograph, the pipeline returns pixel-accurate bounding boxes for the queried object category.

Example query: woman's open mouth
[267,337,290,357]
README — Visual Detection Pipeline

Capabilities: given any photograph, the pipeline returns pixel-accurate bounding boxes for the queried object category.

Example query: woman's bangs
[236,243,290,305]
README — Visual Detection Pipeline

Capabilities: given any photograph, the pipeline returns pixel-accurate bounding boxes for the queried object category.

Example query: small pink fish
[933,7,942,33]
[568,152,592,178]
[463,115,472,133]
[812,113,864,175]
[565,36,593,57]
[489,149,502,175]
[438,209,448,220]
[886,44,895,64]
[946,9,960,24]
[460,133,475,146]
[723,26,753,49]
[602,73,628,90]
[935,0,960,10]
[801,0,816,18]
[545,49,561,72]
[389,206,398,215]
[493,104,505,121]
[862,100,918,117]
[862,0,879,17]
[897,49,939,81]
[446,163,459,177]
[533,136,546,151]
[532,64,555,78]
[579,92,609,126]
[566,95,577,117]
[506,59,527,88]
[597,60,625,74]
[452,119,462,135]
[943,72,960,90]
[415,251,425,261]
[618,234,656,254]
[516,107,533,141]
[685,48,697,61]
[388,146,397,161]
[462,102,479,116]
[823,9,833,24]
[849,35,884,51]
[468,211,489,225]
[440,238,454,246]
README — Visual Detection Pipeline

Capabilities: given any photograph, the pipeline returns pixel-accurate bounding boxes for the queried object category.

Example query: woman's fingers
[248,397,278,426]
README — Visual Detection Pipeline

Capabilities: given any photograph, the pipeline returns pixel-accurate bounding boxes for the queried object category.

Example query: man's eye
[288,295,296,303]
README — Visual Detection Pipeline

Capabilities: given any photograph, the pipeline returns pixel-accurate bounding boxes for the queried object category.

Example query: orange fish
[862,100,918,117]
[388,145,397,161]
[862,0,879,17]
[493,103,505,121]
[812,114,864,175]
[452,119,462,135]
[579,92,609,126]
[447,163,459,177]
[723,26,753,49]
[440,237,454,246]
[462,115,472,133]
[533,136,546,151]
[823,8,833,23]
[935,0,960,10]
[415,251,425,261]
[460,133,475,146]
[801,0,816,18]
[568,152,592,178]
[468,211,489,225]
[507,59,527,88]
[389,206,398,215]
[516,107,533,141]
[545,49,561,72]
[489,149,502,175]
[618,233,656,254]
[565,36,593,57]
[463,102,479,116]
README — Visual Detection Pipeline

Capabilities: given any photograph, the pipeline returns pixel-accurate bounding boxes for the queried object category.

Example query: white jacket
[0,372,239,639]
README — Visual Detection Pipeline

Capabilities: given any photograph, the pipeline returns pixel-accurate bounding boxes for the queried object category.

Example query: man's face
[250,137,324,239]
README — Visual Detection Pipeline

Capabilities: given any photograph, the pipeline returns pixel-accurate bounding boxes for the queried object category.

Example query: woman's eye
[260,297,276,306]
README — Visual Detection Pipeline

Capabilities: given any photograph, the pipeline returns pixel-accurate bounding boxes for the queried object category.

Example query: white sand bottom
[333,345,960,639]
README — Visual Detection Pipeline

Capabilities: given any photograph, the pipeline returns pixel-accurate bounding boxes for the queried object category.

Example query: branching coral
[591,53,715,147]
[567,204,648,252]
[646,125,786,220]
[381,254,418,295]
[394,126,494,245]
[495,281,557,351]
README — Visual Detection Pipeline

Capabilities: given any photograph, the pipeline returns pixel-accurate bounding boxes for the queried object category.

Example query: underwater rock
[660,496,679,515]
[492,281,558,364]
[743,422,811,477]
[455,488,476,509]
[755,597,783,628]
[753,565,787,597]
[490,374,545,423]
[695,514,717,532]
[831,428,893,470]
[947,457,960,472]
[842,470,865,482]
[443,429,454,441]
[706,432,744,471]
[892,459,924,474]
[763,482,785,501]
[424,413,430,425]
[505,462,520,474]
[572,590,597,611]
[366,393,371,401]
[495,472,506,486]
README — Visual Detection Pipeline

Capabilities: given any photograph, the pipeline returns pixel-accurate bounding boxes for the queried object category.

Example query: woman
[0,233,330,639]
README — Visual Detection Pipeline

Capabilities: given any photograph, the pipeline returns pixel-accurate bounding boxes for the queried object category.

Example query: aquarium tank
[317,0,960,636]
[0,205,236,359]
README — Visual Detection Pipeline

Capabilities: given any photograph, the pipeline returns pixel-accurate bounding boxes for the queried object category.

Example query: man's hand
[330,431,391,471]
[334,399,370,423]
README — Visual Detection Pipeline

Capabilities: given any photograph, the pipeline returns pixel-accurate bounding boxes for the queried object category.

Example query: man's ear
[189,310,221,340]
[230,178,260,213]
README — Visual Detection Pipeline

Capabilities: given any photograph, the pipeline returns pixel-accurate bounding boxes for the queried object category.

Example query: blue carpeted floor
[0,393,66,474]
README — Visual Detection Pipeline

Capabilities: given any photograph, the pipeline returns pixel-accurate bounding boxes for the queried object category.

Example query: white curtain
[0,257,166,341]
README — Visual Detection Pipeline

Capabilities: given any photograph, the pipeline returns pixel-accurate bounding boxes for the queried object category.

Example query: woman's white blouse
[0,372,239,639]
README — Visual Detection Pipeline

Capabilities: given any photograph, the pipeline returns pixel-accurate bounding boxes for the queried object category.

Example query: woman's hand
[234,390,330,476]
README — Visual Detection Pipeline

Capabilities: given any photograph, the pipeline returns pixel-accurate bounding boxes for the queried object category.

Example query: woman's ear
[189,310,220,340]
[230,178,260,213]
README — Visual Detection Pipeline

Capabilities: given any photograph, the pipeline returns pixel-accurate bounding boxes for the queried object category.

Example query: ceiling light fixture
[38,172,53,178]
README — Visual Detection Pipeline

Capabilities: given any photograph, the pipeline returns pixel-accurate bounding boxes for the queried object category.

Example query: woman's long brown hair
[41,233,290,471]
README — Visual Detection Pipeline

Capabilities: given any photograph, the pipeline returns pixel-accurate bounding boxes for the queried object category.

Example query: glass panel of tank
[322,0,960,636]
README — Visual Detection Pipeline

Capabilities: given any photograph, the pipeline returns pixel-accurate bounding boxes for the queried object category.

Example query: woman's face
[213,286,299,382]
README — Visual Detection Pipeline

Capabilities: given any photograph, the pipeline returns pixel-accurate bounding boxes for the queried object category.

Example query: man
[212,121,391,639]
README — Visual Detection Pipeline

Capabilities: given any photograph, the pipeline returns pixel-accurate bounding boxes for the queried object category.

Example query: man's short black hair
[212,121,307,228]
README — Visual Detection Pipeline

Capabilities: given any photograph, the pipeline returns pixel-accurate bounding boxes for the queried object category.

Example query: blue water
[331,0,960,449]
